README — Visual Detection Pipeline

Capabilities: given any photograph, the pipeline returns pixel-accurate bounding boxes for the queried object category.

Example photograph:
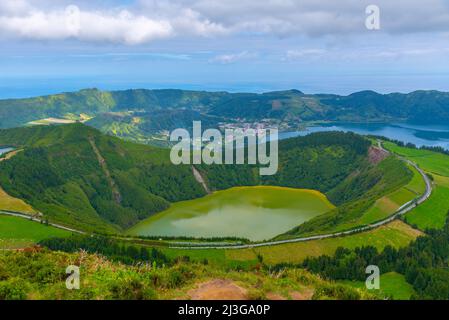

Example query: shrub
[0,278,29,300]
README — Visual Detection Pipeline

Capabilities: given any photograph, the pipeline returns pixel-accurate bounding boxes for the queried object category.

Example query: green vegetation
[384,141,449,231]
[0,248,378,300]
[302,216,449,299]
[356,164,425,226]
[1,88,449,137]
[384,142,449,177]
[250,221,421,264]
[0,125,405,238]
[39,235,170,266]
[0,124,205,233]
[128,186,334,241]
[200,131,371,193]
[405,185,449,230]
[0,215,71,249]
[0,186,36,214]
[340,272,415,300]
[278,156,414,238]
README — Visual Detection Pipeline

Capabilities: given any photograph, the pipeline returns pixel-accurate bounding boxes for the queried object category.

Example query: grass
[249,221,422,265]
[359,197,399,224]
[146,220,422,267]
[161,221,422,267]
[337,163,425,228]
[405,184,449,230]
[0,249,377,300]
[161,247,227,265]
[384,142,449,177]
[376,142,449,231]
[383,141,449,231]
[0,186,37,214]
[406,164,427,195]
[340,272,415,300]
[0,215,72,249]
[388,188,417,206]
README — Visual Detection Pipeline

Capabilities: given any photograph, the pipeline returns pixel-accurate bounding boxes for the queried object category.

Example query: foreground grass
[339,272,415,300]
[0,249,377,300]
[0,215,72,249]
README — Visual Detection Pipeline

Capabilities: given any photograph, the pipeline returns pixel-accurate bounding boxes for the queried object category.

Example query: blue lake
[0,147,14,156]
[279,123,449,150]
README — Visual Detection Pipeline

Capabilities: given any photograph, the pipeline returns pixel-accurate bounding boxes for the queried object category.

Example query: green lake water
[127,186,335,241]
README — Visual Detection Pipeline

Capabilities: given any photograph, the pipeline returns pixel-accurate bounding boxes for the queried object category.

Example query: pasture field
[405,164,427,194]
[0,214,72,249]
[0,186,37,214]
[340,272,415,300]
[383,142,449,231]
[405,183,449,230]
[385,142,449,230]
[384,142,449,177]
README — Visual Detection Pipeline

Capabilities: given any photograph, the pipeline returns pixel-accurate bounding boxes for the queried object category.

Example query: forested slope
[0,124,412,236]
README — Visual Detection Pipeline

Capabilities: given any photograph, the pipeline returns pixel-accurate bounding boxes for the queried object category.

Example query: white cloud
[0,0,225,44]
[284,49,327,60]
[209,51,256,64]
[1,0,449,44]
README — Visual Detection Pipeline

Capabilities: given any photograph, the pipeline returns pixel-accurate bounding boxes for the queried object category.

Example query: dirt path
[88,136,122,204]
[188,279,248,300]
[192,166,211,194]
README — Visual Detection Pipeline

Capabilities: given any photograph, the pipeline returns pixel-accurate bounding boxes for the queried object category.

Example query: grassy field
[340,272,415,300]
[383,142,449,231]
[332,163,425,230]
[0,186,36,214]
[384,142,449,177]
[0,215,72,249]
[405,182,449,230]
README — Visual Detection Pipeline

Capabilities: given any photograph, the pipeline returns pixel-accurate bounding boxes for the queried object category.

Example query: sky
[1,0,449,98]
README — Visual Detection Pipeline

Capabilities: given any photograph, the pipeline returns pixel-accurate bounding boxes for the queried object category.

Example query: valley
[0,95,448,300]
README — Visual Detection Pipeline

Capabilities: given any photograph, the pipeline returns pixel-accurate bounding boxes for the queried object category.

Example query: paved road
[0,141,432,250]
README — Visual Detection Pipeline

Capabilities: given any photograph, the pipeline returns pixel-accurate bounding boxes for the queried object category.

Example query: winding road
[0,141,433,250]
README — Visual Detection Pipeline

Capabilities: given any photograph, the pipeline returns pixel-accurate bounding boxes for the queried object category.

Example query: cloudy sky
[1,0,449,98]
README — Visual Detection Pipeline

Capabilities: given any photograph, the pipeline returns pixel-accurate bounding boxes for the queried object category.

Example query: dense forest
[301,215,449,299]
[39,236,170,266]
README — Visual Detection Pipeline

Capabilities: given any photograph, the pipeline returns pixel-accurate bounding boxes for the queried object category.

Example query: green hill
[1,88,449,133]
[0,124,205,233]
[0,124,412,236]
